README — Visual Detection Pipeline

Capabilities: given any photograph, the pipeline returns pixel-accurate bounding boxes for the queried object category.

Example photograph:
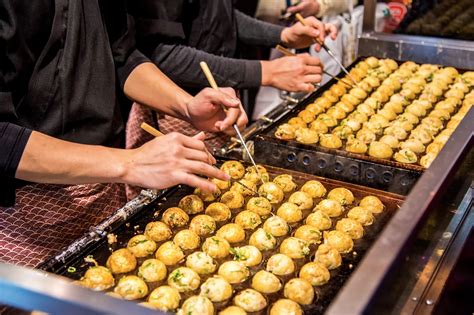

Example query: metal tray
[42,163,404,314]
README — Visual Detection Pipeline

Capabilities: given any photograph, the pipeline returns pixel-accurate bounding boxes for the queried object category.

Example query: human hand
[287,0,320,17]
[186,87,248,136]
[261,53,323,92]
[281,16,338,50]
[122,132,229,192]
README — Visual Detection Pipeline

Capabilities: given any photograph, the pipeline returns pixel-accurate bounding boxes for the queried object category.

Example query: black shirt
[0,0,149,206]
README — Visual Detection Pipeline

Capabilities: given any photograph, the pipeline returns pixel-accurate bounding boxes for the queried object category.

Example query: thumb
[287,3,304,13]
[192,132,207,141]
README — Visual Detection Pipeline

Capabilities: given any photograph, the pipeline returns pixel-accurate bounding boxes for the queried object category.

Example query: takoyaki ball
[174,229,200,250]
[138,259,167,283]
[221,161,245,179]
[266,253,295,276]
[250,228,277,251]
[324,230,354,254]
[168,267,200,292]
[336,218,364,239]
[190,215,216,237]
[114,276,148,300]
[364,121,384,136]
[275,123,296,140]
[144,221,172,242]
[194,188,220,203]
[359,196,384,214]
[219,306,247,315]
[327,187,355,205]
[218,261,250,284]
[410,127,433,145]
[276,202,303,224]
[322,90,339,103]
[220,191,245,209]
[400,138,425,154]
[306,102,325,115]
[347,206,375,226]
[330,84,347,97]
[426,142,444,155]
[356,60,370,71]
[270,299,303,315]
[244,164,270,183]
[377,85,395,99]
[429,109,451,121]
[420,153,436,168]
[295,127,319,145]
[230,245,263,267]
[383,101,403,114]
[106,248,137,274]
[368,141,393,159]
[314,244,342,270]
[319,133,343,149]
[450,82,469,93]
[435,101,456,114]
[405,104,427,117]
[127,235,157,258]
[305,211,332,231]
[327,106,347,120]
[217,223,246,244]
[301,180,326,198]
[314,96,333,109]
[273,174,297,193]
[350,67,367,80]
[315,199,343,218]
[394,149,418,164]
[433,133,450,145]
[280,237,310,259]
[317,114,338,128]
[349,110,369,123]
[155,241,185,266]
[202,236,231,259]
[341,118,361,132]
[148,286,181,311]
[297,109,316,124]
[383,77,402,91]
[369,114,390,128]
[378,108,397,121]
[200,276,233,302]
[349,87,368,100]
[357,103,375,117]
[299,262,330,286]
[252,270,282,294]
[258,182,285,204]
[186,251,217,275]
[79,266,115,291]
[383,59,398,71]
[356,128,376,144]
[235,210,261,230]
[205,202,232,222]
[288,191,313,211]
[366,57,379,68]
[230,179,257,197]
[418,93,438,104]
[399,61,418,72]
[346,135,368,154]
[284,278,314,305]
[212,178,231,190]
[371,90,389,103]
[379,135,399,149]
[332,125,353,140]
[399,112,419,125]
[309,120,329,134]
[162,207,189,229]
[384,125,408,141]
[234,289,268,312]
[246,197,272,217]
[263,216,290,237]
[178,296,214,315]
[399,89,417,100]
[294,225,322,245]
[288,117,307,129]
[363,97,381,112]
[424,83,445,97]
[358,80,374,93]
[341,94,362,108]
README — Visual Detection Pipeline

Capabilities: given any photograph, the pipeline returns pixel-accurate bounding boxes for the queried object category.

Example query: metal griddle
[41,163,404,314]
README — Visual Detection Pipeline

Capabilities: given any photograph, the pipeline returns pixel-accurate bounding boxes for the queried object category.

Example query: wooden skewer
[141,122,164,137]
[275,45,353,88]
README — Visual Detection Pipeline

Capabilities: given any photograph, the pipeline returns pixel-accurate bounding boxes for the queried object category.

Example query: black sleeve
[151,44,262,89]
[100,0,150,88]
[234,10,285,46]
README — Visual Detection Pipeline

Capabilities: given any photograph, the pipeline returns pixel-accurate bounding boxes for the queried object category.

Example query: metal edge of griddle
[325,107,474,315]
[0,263,165,315]
[38,189,164,272]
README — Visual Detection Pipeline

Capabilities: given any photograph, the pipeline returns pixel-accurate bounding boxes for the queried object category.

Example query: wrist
[260,61,274,86]
[176,91,193,123]
[110,148,134,185]
[280,28,290,46]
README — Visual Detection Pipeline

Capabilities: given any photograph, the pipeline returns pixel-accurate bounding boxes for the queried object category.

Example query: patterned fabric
[0,183,126,268]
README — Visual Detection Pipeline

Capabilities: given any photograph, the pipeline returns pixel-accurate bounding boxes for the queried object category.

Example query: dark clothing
[0,0,149,206]
[129,0,284,92]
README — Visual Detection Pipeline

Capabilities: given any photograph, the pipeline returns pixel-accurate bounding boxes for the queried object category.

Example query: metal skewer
[294,13,358,86]
[199,61,266,186]
[275,44,353,88]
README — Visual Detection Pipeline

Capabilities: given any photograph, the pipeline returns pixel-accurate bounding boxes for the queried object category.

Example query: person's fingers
[313,44,322,52]
[186,161,230,181]
[303,65,323,75]
[177,172,218,192]
[192,131,207,142]
[236,107,249,130]
[183,147,213,164]
[325,24,338,40]
[218,106,240,132]
[191,132,216,164]
[297,82,316,93]
[303,74,323,83]
[304,17,325,41]
[286,2,305,13]
[219,87,238,99]
[206,87,241,109]
[300,54,322,66]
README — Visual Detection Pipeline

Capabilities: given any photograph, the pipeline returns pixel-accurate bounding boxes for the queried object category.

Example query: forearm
[123,62,192,121]
[234,10,284,46]
[16,131,128,185]
[316,0,354,17]
[152,44,262,89]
